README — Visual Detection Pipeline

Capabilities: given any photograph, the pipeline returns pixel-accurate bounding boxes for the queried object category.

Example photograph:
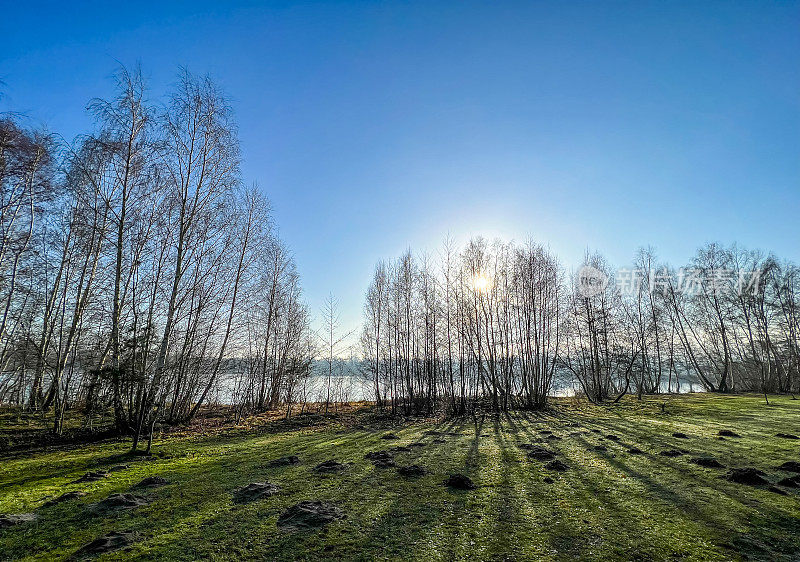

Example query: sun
[471,273,492,293]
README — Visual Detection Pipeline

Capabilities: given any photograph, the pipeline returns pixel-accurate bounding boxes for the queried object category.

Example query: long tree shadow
[550,409,800,559]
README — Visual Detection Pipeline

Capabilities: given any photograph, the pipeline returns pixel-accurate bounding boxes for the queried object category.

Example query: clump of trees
[362,240,800,414]
[361,239,562,415]
[0,67,313,448]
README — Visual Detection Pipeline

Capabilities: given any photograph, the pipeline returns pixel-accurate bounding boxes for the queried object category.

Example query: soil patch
[277,501,345,531]
[690,457,725,469]
[725,468,769,486]
[74,471,108,483]
[233,482,280,503]
[43,491,86,507]
[718,430,740,438]
[397,465,427,477]
[90,493,148,513]
[365,450,395,468]
[73,531,134,558]
[544,460,569,471]
[443,474,476,490]
[267,456,300,467]
[659,449,684,457]
[776,461,800,473]
[777,476,800,488]
[313,459,347,473]
[132,476,168,489]
[526,447,557,461]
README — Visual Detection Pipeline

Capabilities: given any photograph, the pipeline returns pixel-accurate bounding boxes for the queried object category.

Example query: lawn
[1,394,799,561]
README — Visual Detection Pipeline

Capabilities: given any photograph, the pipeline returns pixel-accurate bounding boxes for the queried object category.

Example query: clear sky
[2,1,799,341]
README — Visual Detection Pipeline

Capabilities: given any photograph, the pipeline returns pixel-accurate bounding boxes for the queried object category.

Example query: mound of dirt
[397,465,427,477]
[43,491,86,507]
[267,456,300,467]
[725,468,769,486]
[74,531,134,558]
[776,433,799,440]
[718,430,740,438]
[443,474,476,490]
[109,465,129,472]
[672,432,689,439]
[776,461,800,473]
[365,450,395,468]
[74,471,108,483]
[233,482,280,504]
[690,457,725,469]
[0,513,36,528]
[526,447,557,461]
[132,476,168,489]
[313,459,347,473]
[380,433,400,440]
[277,501,345,532]
[90,493,148,513]
[606,435,620,441]
[659,449,684,457]
[544,460,569,471]
[627,448,644,455]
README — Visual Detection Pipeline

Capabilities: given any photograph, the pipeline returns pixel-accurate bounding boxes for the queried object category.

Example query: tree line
[0,68,314,449]
[361,238,800,414]
[4,67,799,434]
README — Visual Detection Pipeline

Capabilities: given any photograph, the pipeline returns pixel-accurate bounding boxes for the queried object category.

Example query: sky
[2,1,799,341]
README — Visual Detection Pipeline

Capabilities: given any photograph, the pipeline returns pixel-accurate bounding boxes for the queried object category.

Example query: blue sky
[2,1,799,339]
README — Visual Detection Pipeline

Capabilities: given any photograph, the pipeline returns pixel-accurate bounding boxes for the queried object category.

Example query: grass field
[1,394,799,561]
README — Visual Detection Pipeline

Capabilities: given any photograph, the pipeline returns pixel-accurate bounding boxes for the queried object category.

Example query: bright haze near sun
[1,1,798,340]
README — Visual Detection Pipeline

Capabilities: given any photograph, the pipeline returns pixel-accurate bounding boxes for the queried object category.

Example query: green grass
[1,394,799,561]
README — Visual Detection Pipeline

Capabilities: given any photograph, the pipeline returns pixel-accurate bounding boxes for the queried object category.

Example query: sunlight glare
[471,273,492,293]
